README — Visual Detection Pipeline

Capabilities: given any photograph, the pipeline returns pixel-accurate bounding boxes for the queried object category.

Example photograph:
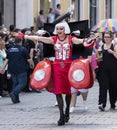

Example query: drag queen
[24,21,89,126]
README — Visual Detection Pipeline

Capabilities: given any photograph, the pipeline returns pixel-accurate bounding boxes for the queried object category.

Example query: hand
[11,32,24,39]
[108,49,113,54]
[30,63,34,69]
[29,59,35,69]
[18,32,24,38]
[87,38,93,44]
[0,68,5,74]
[83,38,94,48]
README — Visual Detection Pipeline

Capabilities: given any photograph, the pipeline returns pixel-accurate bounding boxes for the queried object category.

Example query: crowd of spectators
[37,4,61,29]
[0,24,44,99]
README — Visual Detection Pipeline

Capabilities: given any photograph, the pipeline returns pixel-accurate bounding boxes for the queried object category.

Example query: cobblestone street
[0,81,117,130]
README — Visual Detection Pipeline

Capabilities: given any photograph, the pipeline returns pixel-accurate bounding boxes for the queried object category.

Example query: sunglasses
[56,27,64,30]
[104,36,111,38]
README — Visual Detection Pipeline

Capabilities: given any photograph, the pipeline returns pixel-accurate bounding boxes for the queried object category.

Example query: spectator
[2,36,34,103]
[30,26,35,34]
[97,31,117,111]
[55,4,61,19]
[37,10,46,29]
[70,88,89,113]
[9,25,15,32]
[70,32,93,113]
[46,8,55,23]
[0,40,6,97]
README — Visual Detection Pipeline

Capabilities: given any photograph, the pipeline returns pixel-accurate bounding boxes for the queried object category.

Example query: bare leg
[81,91,88,101]
[70,92,77,107]
[81,91,88,110]
[70,92,77,112]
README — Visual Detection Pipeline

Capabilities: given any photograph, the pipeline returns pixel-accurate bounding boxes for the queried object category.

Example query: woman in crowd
[38,10,46,29]
[97,31,117,111]
[46,8,55,23]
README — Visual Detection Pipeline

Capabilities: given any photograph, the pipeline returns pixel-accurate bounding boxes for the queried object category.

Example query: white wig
[53,21,71,35]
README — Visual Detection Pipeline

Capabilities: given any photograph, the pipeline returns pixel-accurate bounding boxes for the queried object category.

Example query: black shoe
[23,89,32,92]
[110,107,115,110]
[110,104,116,110]
[32,89,41,93]
[64,108,70,123]
[10,93,20,104]
[64,114,69,123]
[57,115,65,126]
[110,108,115,110]
[98,105,105,111]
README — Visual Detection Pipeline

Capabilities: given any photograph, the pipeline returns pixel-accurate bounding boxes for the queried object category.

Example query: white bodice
[54,37,71,60]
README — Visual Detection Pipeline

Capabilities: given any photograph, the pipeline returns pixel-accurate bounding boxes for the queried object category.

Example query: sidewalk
[0,81,117,130]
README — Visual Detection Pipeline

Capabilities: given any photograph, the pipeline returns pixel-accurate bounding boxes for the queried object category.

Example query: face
[90,34,95,39]
[56,26,65,37]
[104,34,112,43]
[96,36,100,42]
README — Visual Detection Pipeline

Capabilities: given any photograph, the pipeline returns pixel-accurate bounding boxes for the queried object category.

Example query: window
[77,0,80,21]
[105,0,112,18]
[90,0,97,28]
[0,0,4,26]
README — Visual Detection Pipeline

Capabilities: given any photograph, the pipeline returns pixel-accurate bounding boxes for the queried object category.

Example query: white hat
[53,21,71,35]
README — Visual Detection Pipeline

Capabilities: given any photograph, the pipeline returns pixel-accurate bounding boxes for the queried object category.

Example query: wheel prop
[68,58,94,89]
[30,59,52,90]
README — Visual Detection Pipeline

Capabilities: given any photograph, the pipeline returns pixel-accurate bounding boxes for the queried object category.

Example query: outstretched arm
[24,35,54,44]
[72,37,84,45]
[72,36,95,49]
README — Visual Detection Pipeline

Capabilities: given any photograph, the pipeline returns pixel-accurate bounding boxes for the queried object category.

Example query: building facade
[0,0,117,30]
[75,0,117,28]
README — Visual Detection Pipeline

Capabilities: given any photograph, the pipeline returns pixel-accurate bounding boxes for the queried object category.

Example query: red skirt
[52,60,72,95]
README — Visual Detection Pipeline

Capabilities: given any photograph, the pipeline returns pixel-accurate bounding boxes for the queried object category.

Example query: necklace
[58,35,67,41]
